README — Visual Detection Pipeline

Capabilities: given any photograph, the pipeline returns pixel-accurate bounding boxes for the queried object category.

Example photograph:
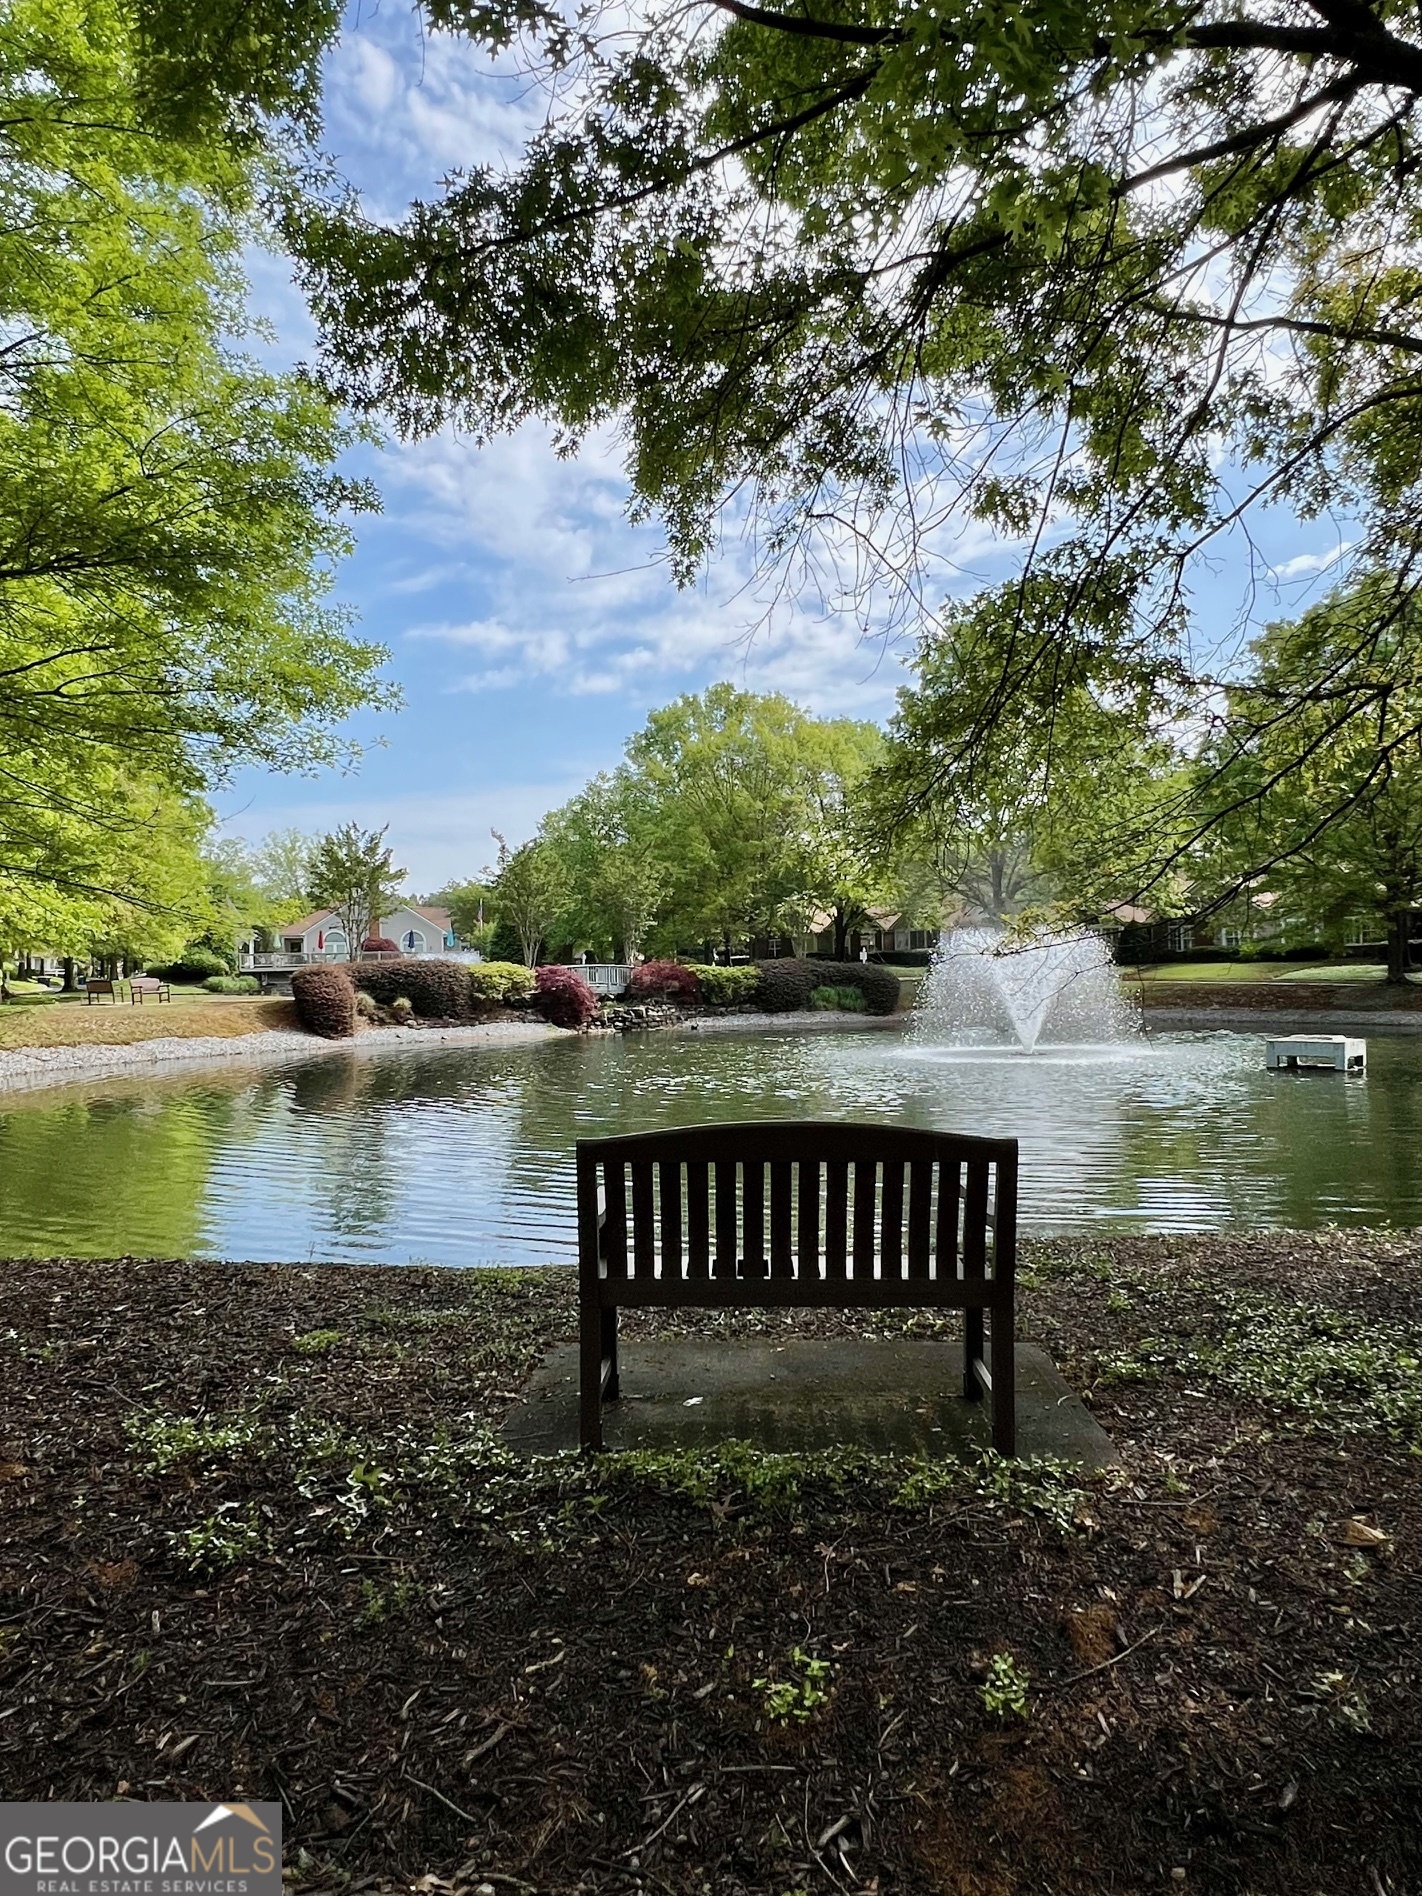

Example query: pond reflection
[0,1026,1417,1265]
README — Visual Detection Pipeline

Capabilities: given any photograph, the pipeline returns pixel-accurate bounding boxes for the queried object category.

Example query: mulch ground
[1,1236,1419,1896]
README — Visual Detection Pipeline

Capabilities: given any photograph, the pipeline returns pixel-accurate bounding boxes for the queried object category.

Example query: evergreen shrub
[811,984,866,1012]
[754,958,900,1015]
[628,959,701,1001]
[355,958,470,1019]
[292,964,356,1038]
[534,964,598,1028]
[696,964,762,1007]
[202,974,260,994]
[468,961,538,1006]
[148,948,228,983]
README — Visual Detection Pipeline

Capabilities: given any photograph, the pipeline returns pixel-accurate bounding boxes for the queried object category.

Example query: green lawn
[1132,961,1408,984]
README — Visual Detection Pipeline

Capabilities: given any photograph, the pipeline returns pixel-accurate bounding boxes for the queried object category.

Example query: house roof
[283,904,452,939]
[284,908,337,937]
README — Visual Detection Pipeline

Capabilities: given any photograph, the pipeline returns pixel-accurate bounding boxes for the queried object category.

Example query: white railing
[573,963,631,994]
[241,948,456,970]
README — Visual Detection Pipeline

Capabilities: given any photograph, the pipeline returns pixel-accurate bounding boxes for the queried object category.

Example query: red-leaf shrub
[362,936,400,954]
[534,964,598,1028]
[291,964,356,1038]
[628,959,701,1002]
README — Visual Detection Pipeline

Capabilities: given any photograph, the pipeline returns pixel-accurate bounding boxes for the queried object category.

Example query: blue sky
[220,3,1357,895]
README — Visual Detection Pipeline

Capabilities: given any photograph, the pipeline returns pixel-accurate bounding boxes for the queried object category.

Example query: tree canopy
[288,0,1422,898]
[0,0,394,958]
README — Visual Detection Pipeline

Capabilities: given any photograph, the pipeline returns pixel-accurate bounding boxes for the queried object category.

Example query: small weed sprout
[980,1652,1030,1719]
[359,1577,416,1625]
[753,1648,833,1723]
[291,1329,344,1356]
[169,1503,264,1573]
[126,1413,264,1473]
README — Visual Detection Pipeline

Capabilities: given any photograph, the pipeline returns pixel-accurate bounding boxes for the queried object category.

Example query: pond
[0,1024,1418,1266]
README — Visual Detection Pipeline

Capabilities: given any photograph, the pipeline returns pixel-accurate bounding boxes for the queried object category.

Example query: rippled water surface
[0,1025,1418,1264]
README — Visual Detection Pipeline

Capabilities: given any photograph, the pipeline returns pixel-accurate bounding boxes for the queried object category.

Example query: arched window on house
[403,928,425,953]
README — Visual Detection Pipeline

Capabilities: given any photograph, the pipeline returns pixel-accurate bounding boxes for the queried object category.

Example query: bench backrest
[577,1120,1016,1290]
[86,979,115,994]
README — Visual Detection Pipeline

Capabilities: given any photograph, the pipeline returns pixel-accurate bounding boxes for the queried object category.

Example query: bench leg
[602,1305,620,1402]
[580,1294,604,1452]
[990,1299,1016,1457]
[963,1307,984,1401]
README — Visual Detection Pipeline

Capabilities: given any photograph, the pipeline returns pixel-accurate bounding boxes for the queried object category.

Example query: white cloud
[1269,540,1353,582]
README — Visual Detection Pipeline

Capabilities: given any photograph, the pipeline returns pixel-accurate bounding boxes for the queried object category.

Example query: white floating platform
[1265,1035,1366,1072]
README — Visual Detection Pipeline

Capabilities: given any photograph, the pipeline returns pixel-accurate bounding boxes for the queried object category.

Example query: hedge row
[696,963,762,1007]
[203,974,261,995]
[755,958,899,1016]
[291,957,565,1037]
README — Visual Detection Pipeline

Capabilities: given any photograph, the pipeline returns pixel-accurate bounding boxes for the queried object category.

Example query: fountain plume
[913,926,1137,1053]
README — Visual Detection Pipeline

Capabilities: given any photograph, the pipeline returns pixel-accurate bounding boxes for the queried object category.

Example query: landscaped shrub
[628,959,701,1002]
[533,964,598,1029]
[148,947,228,984]
[202,974,260,995]
[291,964,356,1039]
[754,959,822,1012]
[696,964,762,1008]
[811,984,866,1012]
[847,962,901,1016]
[362,936,400,954]
[467,961,538,1007]
[754,958,901,1015]
[354,958,471,1020]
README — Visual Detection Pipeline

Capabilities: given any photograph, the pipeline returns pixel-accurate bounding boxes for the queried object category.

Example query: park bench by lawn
[128,977,172,1004]
[84,978,122,1004]
[578,1120,1018,1454]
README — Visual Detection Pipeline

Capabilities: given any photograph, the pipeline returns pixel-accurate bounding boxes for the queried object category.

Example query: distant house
[278,905,456,959]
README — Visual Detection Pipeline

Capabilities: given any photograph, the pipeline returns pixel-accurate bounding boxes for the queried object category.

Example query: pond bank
[0,1017,564,1095]
[2,1235,1417,1894]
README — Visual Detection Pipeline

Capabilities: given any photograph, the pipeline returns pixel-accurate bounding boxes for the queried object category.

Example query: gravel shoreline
[0,1018,565,1096]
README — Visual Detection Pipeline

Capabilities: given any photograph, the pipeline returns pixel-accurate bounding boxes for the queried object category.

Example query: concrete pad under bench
[502,1336,1116,1467]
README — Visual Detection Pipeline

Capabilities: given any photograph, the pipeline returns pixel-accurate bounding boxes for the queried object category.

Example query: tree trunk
[62,957,77,993]
[833,911,849,960]
[1386,909,1411,985]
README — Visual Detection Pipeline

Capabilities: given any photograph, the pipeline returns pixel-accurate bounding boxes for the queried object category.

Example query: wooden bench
[577,1120,1018,1454]
[128,977,172,1004]
[84,978,121,1005]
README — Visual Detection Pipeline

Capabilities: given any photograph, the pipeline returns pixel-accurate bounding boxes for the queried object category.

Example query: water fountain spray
[913,925,1138,1053]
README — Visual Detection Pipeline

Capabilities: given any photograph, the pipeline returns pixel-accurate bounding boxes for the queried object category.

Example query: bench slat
[796,1160,820,1280]
[770,1161,794,1277]
[880,1160,904,1281]
[907,1159,932,1279]
[631,1162,656,1277]
[963,1159,989,1278]
[936,1158,961,1280]
[687,1161,710,1278]
[741,1161,766,1278]
[824,1159,847,1279]
[659,1160,683,1281]
[603,1163,628,1276]
[852,1159,877,1278]
[714,1160,738,1278]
